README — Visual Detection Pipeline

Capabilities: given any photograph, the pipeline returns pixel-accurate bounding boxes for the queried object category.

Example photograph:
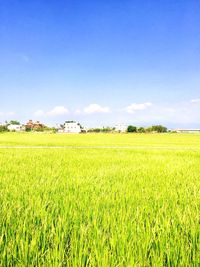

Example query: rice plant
[0,133,199,266]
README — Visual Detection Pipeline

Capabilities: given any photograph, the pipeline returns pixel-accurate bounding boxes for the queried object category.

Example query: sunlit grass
[0,132,200,148]
[0,133,199,266]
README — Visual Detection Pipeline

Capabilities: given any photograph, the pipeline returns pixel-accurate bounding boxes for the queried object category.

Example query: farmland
[0,133,199,266]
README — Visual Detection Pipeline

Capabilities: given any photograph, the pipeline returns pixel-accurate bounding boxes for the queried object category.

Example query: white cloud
[34,110,45,117]
[84,104,111,114]
[75,109,81,114]
[124,100,200,125]
[34,106,69,117]
[190,98,200,103]
[47,106,69,116]
[125,102,152,114]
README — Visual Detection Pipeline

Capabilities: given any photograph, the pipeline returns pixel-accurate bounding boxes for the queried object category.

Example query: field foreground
[0,133,199,266]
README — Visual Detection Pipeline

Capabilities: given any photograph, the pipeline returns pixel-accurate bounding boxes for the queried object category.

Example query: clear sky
[0,0,200,128]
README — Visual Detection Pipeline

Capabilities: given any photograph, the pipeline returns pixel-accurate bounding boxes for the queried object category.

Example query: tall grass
[0,134,199,266]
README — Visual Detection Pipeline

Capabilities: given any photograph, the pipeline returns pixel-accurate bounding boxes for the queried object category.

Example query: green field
[0,133,199,266]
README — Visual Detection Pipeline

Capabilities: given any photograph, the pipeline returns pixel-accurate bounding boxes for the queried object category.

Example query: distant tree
[101,127,113,133]
[127,125,137,133]
[80,129,87,133]
[0,125,8,132]
[87,128,101,133]
[138,127,145,133]
[145,127,153,133]
[87,127,113,133]
[34,127,44,132]
[151,125,167,133]
[9,120,20,125]
[25,127,32,132]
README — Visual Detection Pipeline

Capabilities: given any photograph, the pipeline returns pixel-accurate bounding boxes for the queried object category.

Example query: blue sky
[0,0,200,128]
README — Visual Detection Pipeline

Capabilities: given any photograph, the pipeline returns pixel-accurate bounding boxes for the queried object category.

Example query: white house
[7,124,22,132]
[115,124,127,133]
[64,121,81,133]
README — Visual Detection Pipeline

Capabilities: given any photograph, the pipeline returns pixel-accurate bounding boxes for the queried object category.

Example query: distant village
[0,120,84,133]
[0,119,200,134]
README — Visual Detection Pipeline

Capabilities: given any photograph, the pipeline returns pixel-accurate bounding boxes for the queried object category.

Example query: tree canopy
[127,125,137,132]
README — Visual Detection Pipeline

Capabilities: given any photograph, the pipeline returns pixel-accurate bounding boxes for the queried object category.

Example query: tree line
[127,125,168,133]
[88,125,168,133]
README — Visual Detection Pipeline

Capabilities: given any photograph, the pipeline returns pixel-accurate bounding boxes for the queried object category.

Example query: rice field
[0,133,199,266]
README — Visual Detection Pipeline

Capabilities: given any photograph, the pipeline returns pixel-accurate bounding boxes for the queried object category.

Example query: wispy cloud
[190,98,200,103]
[74,109,81,115]
[124,102,152,114]
[7,112,15,116]
[83,104,111,114]
[124,100,200,125]
[0,111,15,117]
[32,99,200,127]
